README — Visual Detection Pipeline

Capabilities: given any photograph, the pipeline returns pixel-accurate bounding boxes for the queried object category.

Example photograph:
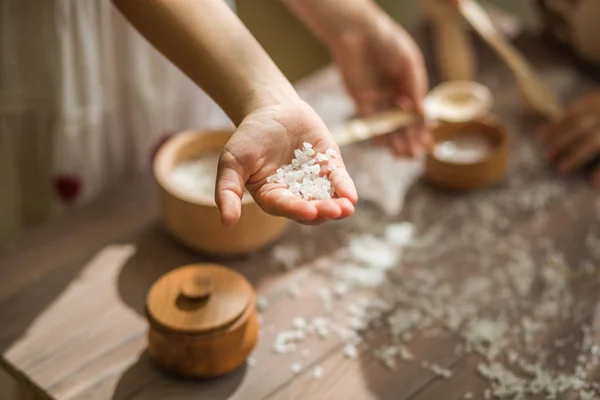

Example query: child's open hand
[216,100,358,227]
[540,90,600,186]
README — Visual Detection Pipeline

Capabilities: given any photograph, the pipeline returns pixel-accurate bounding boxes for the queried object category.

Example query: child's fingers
[328,164,358,204]
[216,149,249,227]
[557,131,600,173]
[592,165,600,187]
[547,116,597,158]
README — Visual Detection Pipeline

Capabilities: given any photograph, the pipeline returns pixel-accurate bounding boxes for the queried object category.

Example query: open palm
[216,100,358,226]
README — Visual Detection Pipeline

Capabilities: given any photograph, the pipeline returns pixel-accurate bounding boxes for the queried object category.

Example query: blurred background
[0,0,535,398]
[239,0,535,82]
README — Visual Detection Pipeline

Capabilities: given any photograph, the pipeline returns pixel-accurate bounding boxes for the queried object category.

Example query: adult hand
[540,90,600,186]
[216,99,358,226]
[329,9,431,157]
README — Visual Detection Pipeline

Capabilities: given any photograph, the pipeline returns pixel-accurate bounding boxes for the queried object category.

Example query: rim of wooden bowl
[427,118,509,167]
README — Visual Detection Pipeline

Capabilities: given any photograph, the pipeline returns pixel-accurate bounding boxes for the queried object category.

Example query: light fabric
[0,0,236,243]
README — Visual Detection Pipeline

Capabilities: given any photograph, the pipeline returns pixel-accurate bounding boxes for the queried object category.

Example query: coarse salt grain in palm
[267,142,338,200]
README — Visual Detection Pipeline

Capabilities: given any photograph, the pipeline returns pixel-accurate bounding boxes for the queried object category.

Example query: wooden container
[425,118,509,190]
[146,263,258,378]
[153,129,289,256]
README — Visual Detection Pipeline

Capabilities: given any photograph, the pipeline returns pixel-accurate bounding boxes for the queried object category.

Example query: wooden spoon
[458,0,563,120]
[423,0,477,82]
[330,80,493,147]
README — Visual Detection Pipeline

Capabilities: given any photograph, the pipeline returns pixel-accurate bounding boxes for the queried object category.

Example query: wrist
[237,81,302,117]
[325,4,387,55]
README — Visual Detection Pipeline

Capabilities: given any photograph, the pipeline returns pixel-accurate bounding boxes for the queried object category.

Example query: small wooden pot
[146,264,258,378]
[153,129,289,256]
[425,118,509,190]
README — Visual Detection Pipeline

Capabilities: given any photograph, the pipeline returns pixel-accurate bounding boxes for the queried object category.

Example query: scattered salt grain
[429,363,453,379]
[398,346,414,362]
[272,330,305,354]
[247,357,257,367]
[580,390,597,400]
[333,282,349,297]
[257,296,269,313]
[313,365,323,379]
[374,346,399,370]
[291,362,303,375]
[463,392,473,399]
[272,244,301,271]
[344,344,359,359]
[293,317,307,330]
[266,142,338,200]
[384,223,414,246]
[349,234,398,269]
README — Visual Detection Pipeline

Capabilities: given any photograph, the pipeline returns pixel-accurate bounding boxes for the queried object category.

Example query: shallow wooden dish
[146,264,259,378]
[425,118,509,190]
[153,129,289,256]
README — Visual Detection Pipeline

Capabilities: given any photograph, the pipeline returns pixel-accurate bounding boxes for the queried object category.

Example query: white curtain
[0,0,233,243]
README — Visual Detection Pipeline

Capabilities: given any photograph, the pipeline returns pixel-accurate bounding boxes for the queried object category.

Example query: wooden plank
[0,177,158,302]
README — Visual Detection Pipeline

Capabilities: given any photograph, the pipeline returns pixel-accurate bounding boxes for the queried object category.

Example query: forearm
[282,0,383,47]
[112,0,298,125]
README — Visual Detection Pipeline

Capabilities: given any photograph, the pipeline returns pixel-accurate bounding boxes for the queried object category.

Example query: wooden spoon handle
[458,0,563,120]
[425,0,476,81]
[330,110,418,147]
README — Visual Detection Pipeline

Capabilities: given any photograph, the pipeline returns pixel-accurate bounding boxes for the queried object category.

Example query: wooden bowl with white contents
[146,263,258,378]
[425,118,509,190]
[153,129,289,256]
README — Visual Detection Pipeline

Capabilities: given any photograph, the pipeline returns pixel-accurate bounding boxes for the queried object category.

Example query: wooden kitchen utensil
[458,0,563,120]
[331,80,493,147]
[424,0,477,81]
[146,263,259,378]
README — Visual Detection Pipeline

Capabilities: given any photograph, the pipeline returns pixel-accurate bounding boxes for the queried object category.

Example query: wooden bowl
[153,129,289,256]
[425,118,509,190]
[146,264,258,378]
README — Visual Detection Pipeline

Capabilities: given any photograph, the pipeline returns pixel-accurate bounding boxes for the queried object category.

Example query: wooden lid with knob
[146,264,254,335]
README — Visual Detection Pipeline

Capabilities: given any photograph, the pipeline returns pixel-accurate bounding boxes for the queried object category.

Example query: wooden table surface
[2,23,600,400]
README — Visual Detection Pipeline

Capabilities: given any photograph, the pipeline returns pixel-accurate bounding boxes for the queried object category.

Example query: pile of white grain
[266,142,338,200]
